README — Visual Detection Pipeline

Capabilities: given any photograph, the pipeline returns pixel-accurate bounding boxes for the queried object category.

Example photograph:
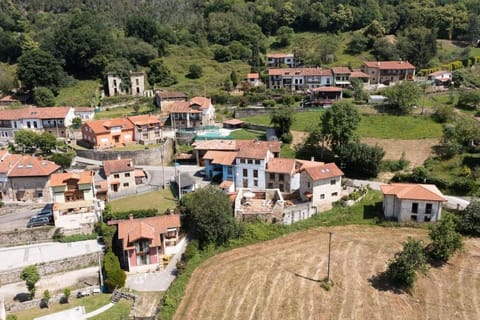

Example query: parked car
[27,216,50,228]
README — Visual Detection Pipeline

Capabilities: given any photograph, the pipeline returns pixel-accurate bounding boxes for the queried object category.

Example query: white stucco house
[234,141,276,191]
[380,183,446,222]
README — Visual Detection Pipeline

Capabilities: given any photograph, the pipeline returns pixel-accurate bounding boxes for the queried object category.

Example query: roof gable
[380,183,446,202]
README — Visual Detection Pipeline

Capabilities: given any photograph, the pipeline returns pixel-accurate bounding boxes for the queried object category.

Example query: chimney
[129,214,133,221]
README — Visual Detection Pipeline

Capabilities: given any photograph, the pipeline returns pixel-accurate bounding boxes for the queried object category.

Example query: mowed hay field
[175,225,480,320]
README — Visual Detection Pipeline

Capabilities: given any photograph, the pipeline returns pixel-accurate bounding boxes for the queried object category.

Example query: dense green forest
[1,0,480,97]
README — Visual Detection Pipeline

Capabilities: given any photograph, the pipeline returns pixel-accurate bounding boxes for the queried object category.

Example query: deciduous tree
[20,265,40,298]
[428,214,463,263]
[103,250,126,292]
[382,82,421,115]
[33,87,55,107]
[17,49,63,93]
[148,59,176,87]
[321,101,360,152]
[271,105,294,143]
[456,201,480,236]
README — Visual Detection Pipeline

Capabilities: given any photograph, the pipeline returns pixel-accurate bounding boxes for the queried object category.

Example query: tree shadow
[363,201,383,220]
[294,272,322,283]
[14,292,31,302]
[368,272,404,294]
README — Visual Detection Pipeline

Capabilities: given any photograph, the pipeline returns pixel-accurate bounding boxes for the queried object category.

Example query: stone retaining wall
[0,252,102,285]
[0,227,56,247]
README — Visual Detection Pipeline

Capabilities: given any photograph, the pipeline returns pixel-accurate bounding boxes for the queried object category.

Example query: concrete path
[126,238,188,292]
[85,302,114,318]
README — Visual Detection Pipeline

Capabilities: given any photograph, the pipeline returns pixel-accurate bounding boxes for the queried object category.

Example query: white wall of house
[235,152,273,190]
[299,172,341,208]
[384,196,442,222]
[291,173,300,191]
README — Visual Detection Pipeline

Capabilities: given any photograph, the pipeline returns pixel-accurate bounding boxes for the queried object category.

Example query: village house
[222,118,244,129]
[427,70,452,86]
[0,106,75,142]
[0,95,20,106]
[246,73,262,87]
[74,107,95,122]
[331,67,352,87]
[362,60,415,86]
[154,91,188,112]
[127,114,163,145]
[299,162,344,210]
[268,68,333,91]
[0,153,61,202]
[169,97,215,129]
[49,171,101,231]
[308,86,343,107]
[265,158,299,193]
[266,53,296,68]
[108,214,182,272]
[81,118,134,149]
[380,183,446,222]
[101,159,137,199]
[106,71,145,97]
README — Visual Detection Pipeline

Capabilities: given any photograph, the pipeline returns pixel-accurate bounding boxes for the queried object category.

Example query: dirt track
[175,226,480,320]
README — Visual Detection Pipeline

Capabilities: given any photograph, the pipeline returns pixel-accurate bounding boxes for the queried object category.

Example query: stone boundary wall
[0,227,56,247]
[76,139,173,165]
[0,251,102,285]
[234,107,321,118]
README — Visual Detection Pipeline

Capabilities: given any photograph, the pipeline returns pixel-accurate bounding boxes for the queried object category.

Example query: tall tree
[20,265,40,298]
[382,82,421,115]
[321,101,360,152]
[148,59,177,87]
[397,27,437,69]
[17,49,63,93]
[103,250,126,292]
[271,105,294,143]
[428,214,463,263]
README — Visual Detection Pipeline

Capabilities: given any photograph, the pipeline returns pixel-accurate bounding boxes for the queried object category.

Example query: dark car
[27,216,50,228]
[35,206,54,222]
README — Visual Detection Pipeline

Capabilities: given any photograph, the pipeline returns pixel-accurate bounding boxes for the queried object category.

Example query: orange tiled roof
[331,67,351,74]
[0,153,22,174]
[0,107,72,120]
[312,86,343,92]
[247,73,259,79]
[203,150,237,165]
[236,140,272,160]
[84,118,134,134]
[192,139,247,151]
[219,180,233,188]
[0,95,19,102]
[127,114,162,126]
[74,107,94,113]
[266,158,296,174]
[112,215,181,250]
[155,91,187,99]
[190,97,211,110]
[304,162,343,181]
[169,101,202,113]
[103,159,134,176]
[95,180,108,192]
[135,169,145,177]
[350,71,370,78]
[267,53,294,58]
[428,70,450,77]
[7,155,60,177]
[363,61,415,70]
[50,171,94,187]
[268,68,332,77]
[380,183,446,202]
[223,119,244,125]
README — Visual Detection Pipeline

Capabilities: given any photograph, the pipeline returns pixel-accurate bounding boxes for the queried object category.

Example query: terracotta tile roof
[74,107,94,113]
[236,140,273,160]
[0,107,72,120]
[203,150,237,165]
[312,86,343,92]
[363,61,415,70]
[266,158,296,174]
[331,67,351,74]
[304,162,343,181]
[127,114,162,126]
[295,159,325,170]
[111,215,181,250]
[169,101,202,113]
[0,95,19,102]
[155,91,187,99]
[380,183,446,202]
[350,71,370,78]
[223,119,244,125]
[84,118,134,134]
[103,159,134,176]
[7,155,60,177]
[247,73,259,79]
[0,153,22,174]
[428,70,451,77]
[190,97,212,110]
[268,68,332,77]
[219,180,233,188]
[135,169,145,177]
[193,139,248,151]
[267,53,294,58]
[50,171,94,187]
[95,180,108,192]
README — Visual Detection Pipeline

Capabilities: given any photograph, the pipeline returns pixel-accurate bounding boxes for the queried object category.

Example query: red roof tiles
[203,151,237,165]
[0,107,72,120]
[50,171,94,187]
[84,118,134,134]
[7,155,60,177]
[363,61,415,70]
[312,86,343,92]
[266,158,296,174]
[380,183,446,201]
[127,114,162,126]
[103,159,134,176]
[304,162,343,181]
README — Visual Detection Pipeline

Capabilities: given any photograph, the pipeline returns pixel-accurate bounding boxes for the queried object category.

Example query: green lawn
[110,188,177,213]
[229,129,265,140]
[241,111,443,139]
[55,80,100,107]
[11,294,129,320]
[95,105,153,120]
[280,144,296,158]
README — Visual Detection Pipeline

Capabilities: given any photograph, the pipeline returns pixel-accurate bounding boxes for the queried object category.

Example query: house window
[33,121,37,128]
[240,159,245,164]
[114,174,120,179]
[255,160,260,165]
[227,167,233,175]
[243,179,248,187]
[27,121,31,128]
[248,159,253,164]
[269,173,275,179]
[425,203,432,214]
[253,170,258,178]
[253,180,258,187]
[123,183,129,187]
[279,174,284,181]
[411,215,418,221]
[307,182,311,188]
[411,203,418,214]
[330,179,336,185]
[332,192,338,197]
[243,169,248,177]
[268,183,273,188]
[320,194,325,199]
[424,215,431,222]
[125,173,130,177]
[279,184,284,192]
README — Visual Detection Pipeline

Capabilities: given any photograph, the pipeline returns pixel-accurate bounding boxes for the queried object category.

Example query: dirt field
[175,226,480,320]
[291,130,438,169]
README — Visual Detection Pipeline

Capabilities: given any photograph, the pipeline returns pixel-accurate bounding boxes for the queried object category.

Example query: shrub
[213,46,232,62]
[187,64,203,79]
[103,250,126,292]
[63,288,71,303]
[342,89,353,98]
[262,99,275,108]
[427,214,463,263]
[456,201,480,236]
[281,132,293,144]
[20,265,40,298]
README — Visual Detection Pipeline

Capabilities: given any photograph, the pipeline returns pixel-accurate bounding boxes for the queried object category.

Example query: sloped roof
[350,70,370,78]
[380,183,446,202]
[331,67,351,74]
[267,53,294,58]
[155,91,187,99]
[203,150,237,165]
[236,141,274,160]
[169,101,202,113]
[303,162,343,181]
[84,118,134,134]
[103,159,134,176]
[247,73,259,79]
[268,68,332,77]
[311,86,343,92]
[112,215,181,250]
[193,139,247,151]
[266,158,296,174]
[428,70,451,77]
[190,97,211,110]
[0,107,72,120]
[223,119,244,125]
[7,156,60,177]
[363,61,415,70]
[0,153,22,174]
[74,107,94,113]
[50,171,94,187]
[127,114,162,126]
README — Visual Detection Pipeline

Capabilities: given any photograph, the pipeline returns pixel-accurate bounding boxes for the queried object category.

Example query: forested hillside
[1,0,480,98]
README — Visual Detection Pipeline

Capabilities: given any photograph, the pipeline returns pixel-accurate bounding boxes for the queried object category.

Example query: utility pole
[161,142,165,189]
[327,232,333,284]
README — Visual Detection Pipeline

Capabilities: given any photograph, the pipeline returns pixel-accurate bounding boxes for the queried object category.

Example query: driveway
[126,237,188,292]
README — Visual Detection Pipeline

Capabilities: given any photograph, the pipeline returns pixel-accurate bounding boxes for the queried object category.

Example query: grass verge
[55,80,100,107]
[110,188,177,213]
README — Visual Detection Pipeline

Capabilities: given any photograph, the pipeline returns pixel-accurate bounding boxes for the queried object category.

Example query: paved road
[126,237,188,292]
[0,204,48,232]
